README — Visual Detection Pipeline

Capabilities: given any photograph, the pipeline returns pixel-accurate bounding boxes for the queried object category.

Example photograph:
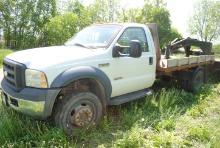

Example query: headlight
[25,69,48,88]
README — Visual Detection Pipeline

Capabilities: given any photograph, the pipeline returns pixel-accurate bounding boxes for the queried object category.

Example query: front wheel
[53,92,103,135]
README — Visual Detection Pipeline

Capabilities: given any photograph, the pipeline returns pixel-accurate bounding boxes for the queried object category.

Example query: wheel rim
[69,101,95,127]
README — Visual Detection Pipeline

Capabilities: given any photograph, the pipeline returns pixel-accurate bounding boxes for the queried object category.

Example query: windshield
[65,24,122,48]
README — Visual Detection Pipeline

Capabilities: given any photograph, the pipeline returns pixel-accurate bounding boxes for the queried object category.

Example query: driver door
[109,27,155,97]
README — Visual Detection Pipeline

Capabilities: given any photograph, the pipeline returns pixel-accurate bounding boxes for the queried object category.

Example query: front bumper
[0,79,60,119]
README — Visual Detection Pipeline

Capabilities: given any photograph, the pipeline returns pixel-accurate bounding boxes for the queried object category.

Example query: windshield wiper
[73,43,90,49]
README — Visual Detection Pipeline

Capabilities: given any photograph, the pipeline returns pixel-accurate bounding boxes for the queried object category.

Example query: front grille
[3,58,26,92]
[3,62,16,86]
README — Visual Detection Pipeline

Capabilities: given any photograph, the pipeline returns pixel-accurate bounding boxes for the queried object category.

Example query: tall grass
[0,104,70,147]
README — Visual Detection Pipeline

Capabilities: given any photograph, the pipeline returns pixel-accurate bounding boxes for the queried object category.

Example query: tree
[88,0,120,23]
[43,13,78,46]
[137,3,181,48]
[119,8,141,22]
[189,0,220,42]
[88,0,109,23]
[169,28,182,42]
[0,0,56,49]
[67,0,92,30]
[139,4,171,47]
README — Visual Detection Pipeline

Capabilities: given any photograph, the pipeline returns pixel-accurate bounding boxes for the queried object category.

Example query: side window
[117,27,149,54]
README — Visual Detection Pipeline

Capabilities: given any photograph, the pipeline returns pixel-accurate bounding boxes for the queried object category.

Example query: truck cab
[1,23,156,134]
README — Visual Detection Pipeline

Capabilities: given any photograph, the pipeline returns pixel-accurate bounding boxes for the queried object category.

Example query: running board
[109,89,152,105]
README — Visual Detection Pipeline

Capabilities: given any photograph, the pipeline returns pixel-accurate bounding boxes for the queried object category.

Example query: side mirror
[112,40,142,58]
[129,40,142,58]
[112,44,122,57]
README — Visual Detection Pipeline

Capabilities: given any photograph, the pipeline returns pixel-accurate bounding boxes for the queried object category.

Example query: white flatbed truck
[0,23,216,134]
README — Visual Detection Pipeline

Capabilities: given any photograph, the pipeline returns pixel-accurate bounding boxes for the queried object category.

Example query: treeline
[0,0,182,50]
[0,0,56,49]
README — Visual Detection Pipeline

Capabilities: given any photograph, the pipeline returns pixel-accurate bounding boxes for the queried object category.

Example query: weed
[114,127,144,148]
[187,125,210,142]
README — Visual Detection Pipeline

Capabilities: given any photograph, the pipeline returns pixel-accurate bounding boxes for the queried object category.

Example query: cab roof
[92,23,147,28]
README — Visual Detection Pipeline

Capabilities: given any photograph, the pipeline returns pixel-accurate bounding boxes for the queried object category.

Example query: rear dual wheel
[180,67,205,92]
[53,92,103,135]
[191,69,204,92]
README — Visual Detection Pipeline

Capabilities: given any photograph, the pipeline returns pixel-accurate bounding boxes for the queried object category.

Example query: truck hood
[6,46,102,69]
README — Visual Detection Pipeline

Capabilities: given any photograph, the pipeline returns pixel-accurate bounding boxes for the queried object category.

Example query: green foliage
[169,28,182,42]
[155,118,176,131]
[0,0,57,49]
[139,4,182,48]
[189,0,220,42]
[118,8,141,22]
[67,0,92,30]
[87,0,120,23]
[115,127,144,148]
[0,105,69,147]
[0,49,12,67]
[187,125,210,142]
[43,13,78,46]
[0,0,182,49]
[0,41,5,50]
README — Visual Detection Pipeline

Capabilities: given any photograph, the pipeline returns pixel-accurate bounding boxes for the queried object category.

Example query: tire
[53,92,103,136]
[178,71,191,91]
[190,68,205,92]
[178,67,205,92]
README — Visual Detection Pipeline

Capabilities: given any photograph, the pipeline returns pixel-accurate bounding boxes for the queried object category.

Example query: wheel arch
[47,66,112,116]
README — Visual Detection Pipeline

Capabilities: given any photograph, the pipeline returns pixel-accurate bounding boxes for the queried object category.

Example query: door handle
[149,57,153,65]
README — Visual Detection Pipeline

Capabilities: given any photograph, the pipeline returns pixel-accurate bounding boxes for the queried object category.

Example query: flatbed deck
[147,23,216,75]
[158,55,215,73]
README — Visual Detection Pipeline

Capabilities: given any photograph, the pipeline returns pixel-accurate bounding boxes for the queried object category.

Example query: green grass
[0,76,220,147]
[0,49,13,67]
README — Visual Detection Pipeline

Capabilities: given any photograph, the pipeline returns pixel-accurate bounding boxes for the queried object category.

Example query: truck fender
[50,66,112,102]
